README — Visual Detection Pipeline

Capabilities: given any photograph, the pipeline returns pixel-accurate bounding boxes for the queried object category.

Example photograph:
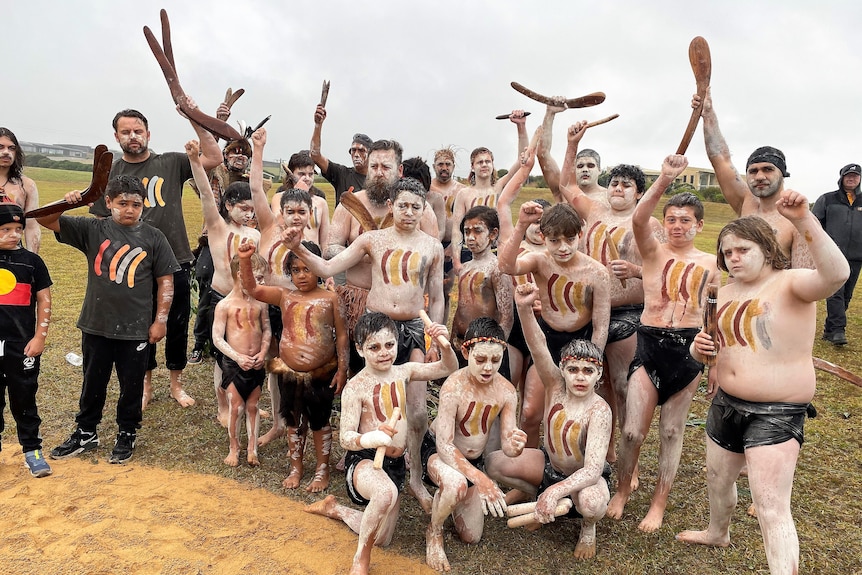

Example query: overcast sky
[7,0,861,199]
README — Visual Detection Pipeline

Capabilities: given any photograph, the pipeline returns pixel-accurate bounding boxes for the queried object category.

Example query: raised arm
[237,241,282,306]
[697,88,748,214]
[513,283,562,391]
[497,110,529,191]
[283,225,367,278]
[407,322,459,382]
[498,127,541,239]
[186,140,222,231]
[309,105,330,174]
[778,190,850,302]
[536,100,567,203]
[181,99,223,172]
[558,121,595,220]
[633,154,689,259]
[249,129,276,232]
[34,190,85,232]
[497,201,543,276]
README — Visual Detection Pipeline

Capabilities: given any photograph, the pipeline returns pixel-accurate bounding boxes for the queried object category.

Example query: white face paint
[746,162,783,198]
[543,233,579,263]
[471,153,494,180]
[357,328,398,371]
[525,222,544,246]
[225,150,249,171]
[462,218,495,255]
[720,233,768,282]
[560,358,602,398]
[389,191,424,230]
[227,200,255,226]
[281,200,310,229]
[607,176,640,210]
[0,222,24,249]
[434,157,454,183]
[466,341,505,385]
[114,117,150,157]
[293,166,315,188]
[663,206,701,244]
[575,156,600,187]
[106,193,144,226]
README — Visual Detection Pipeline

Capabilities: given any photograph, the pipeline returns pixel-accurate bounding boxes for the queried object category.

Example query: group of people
[0,83,854,575]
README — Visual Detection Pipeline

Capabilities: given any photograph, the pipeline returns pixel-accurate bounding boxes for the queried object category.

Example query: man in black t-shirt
[309,104,370,204]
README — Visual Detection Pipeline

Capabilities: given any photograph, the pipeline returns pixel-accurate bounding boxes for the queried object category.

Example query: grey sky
[8,0,861,199]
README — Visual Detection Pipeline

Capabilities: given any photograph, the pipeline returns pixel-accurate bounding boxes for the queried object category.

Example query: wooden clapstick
[604,230,626,288]
[506,500,572,528]
[373,407,401,469]
[586,114,619,129]
[320,79,330,107]
[703,284,719,367]
[419,310,450,347]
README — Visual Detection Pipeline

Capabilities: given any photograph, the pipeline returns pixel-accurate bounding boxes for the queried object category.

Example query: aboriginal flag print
[93,239,148,288]
[0,268,31,305]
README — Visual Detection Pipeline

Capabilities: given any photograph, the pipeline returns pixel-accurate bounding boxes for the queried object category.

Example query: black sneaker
[825,331,848,346]
[109,431,136,464]
[188,348,204,365]
[50,429,99,459]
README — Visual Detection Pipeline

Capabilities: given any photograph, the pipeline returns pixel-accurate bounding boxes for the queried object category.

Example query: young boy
[186,139,260,422]
[283,176,444,511]
[239,239,348,491]
[423,317,528,572]
[0,204,52,477]
[606,154,720,532]
[304,311,457,575]
[487,283,612,559]
[37,175,179,464]
[452,206,513,364]
[498,201,611,448]
[212,253,271,467]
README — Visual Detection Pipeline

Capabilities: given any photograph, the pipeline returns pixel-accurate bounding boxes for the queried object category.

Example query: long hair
[717,216,790,272]
[0,128,25,182]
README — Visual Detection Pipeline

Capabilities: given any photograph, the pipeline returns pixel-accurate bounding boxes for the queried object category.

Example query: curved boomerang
[25,145,113,218]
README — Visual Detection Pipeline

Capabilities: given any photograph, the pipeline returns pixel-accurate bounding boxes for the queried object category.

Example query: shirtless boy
[498,201,611,448]
[305,311,457,575]
[186,139,260,423]
[285,176,444,510]
[0,128,40,252]
[677,195,849,575]
[430,147,467,317]
[240,239,348,492]
[606,154,720,533]
[694,89,812,268]
[423,317,528,572]
[450,111,528,274]
[271,150,330,246]
[487,283,612,560]
[212,253,270,467]
[559,120,664,465]
[452,206,513,368]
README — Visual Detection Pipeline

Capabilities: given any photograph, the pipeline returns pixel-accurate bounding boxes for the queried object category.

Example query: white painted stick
[373,407,401,469]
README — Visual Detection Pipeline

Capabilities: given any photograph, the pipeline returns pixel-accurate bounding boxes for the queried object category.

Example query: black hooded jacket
[812,177,862,261]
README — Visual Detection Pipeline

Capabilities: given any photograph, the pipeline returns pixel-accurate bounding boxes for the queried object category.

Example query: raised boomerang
[26,145,113,218]
[511,82,605,109]
[676,36,711,154]
[143,9,244,141]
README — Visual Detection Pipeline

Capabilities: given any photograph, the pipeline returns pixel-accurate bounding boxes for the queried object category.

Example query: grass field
[15,167,862,574]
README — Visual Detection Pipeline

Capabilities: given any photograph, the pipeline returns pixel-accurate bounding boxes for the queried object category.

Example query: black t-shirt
[323,161,366,204]
[0,247,52,342]
[57,215,180,340]
[90,152,195,263]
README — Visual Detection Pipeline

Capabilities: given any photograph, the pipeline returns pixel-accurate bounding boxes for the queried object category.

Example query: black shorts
[277,360,338,431]
[706,389,808,453]
[629,325,702,405]
[537,317,592,365]
[393,316,425,365]
[420,430,484,487]
[607,305,642,344]
[537,447,612,518]
[345,448,406,506]
[217,355,265,401]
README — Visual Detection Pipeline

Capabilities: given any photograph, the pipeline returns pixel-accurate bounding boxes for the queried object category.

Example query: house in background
[20,141,94,159]
[642,166,716,190]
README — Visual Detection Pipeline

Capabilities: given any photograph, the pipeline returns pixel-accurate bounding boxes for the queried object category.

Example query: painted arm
[407,322,459,382]
[211,300,253,370]
[309,104,330,174]
[284,225,367,278]
[537,101,567,203]
[497,127,540,239]
[633,155,689,259]
[22,177,41,252]
[150,274,174,344]
[237,241,282,306]
[315,196,331,247]
[450,195,467,273]
[498,388,527,459]
[558,122,594,220]
[186,140,222,232]
[496,110,529,191]
[426,245,446,324]
[331,294,350,394]
[190,118,222,172]
[24,287,51,357]
[697,89,747,215]
[249,129,276,232]
[778,190,850,302]
[513,283,562,392]
[493,267,514,338]
[497,202,543,276]
[589,270,611,352]
[325,203,351,259]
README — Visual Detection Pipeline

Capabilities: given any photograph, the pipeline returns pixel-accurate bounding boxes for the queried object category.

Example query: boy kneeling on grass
[0,204,53,477]
[37,175,179,464]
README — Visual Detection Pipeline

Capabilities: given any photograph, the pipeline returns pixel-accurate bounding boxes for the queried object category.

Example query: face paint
[466,341,505,385]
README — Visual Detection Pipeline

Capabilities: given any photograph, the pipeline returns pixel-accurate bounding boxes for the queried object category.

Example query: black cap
[840,163,861,177]
[0,203,24,227]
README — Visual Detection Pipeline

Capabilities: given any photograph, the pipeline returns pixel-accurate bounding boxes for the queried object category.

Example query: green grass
[16,167,862,575]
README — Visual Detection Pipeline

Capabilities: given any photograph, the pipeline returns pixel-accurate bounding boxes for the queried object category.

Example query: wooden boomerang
[223,87,245,109]
[143,9,244,141]
[495,111,532,120]
[813,357,862,388]
[676,36,711,155]
[26,145,113,218]
[373,407,401,469]
[320,80,330,107]
[511,82,606,109]
[339,189,378,232]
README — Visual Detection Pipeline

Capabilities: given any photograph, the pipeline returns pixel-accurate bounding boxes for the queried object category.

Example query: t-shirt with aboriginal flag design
[56,215,180,340]
[0,247,52,342]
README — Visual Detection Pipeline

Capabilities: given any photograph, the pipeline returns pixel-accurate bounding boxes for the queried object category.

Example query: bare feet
[217,409,229,428]
[606,492,628,520]
[504,489,529,506]
[335,452,347,472]
[257,424,285,447]
[747,503,757,518]
[347,560,368,575]
[259,408,270,419]
[676,528,731,547]
[409,480,434,514]
[142,389,154,411]
[247,452,260,467]
[425,525,451,572]
[304,494,339,518]
[573,524,598,560]
[282,465,303,489]
[306,463,330,493]
[638,504,665,533]
[224,449,239,467]
[171,386,196,408]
